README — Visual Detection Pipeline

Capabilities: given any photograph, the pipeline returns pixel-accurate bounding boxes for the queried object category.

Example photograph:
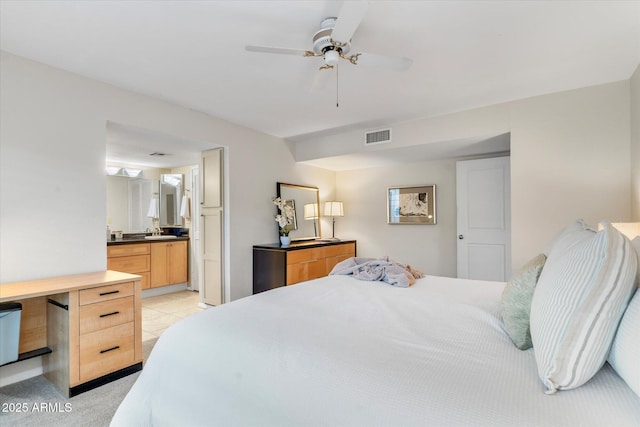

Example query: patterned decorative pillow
[501,254,547,350]
[530,222,637,394]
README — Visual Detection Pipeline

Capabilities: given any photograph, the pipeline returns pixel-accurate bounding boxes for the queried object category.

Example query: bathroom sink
[145,235,178,240]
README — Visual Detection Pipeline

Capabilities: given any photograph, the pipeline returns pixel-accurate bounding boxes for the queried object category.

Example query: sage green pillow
[501,254,547,350]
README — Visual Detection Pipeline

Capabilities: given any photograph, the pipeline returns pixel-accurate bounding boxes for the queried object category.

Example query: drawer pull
[99,290,120,296]
[99,311,120,318]
[100,345,121,354]
[47,298,69,311]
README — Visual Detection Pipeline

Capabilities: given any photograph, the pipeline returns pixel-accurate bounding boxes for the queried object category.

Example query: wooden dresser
[0,271,142,397]
[253,240,356,294]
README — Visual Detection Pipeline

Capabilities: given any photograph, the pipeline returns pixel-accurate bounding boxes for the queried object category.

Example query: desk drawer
[79,322,135,383]
[108,255,150,274]
[79,296,134,335]
[79,282,134,306]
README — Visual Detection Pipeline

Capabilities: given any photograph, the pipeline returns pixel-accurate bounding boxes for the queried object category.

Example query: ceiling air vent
[364,128,391,145]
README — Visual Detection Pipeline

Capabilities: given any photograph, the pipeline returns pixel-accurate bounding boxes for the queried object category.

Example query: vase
[280,235,291,246]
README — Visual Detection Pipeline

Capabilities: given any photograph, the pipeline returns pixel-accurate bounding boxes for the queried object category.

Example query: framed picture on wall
[285,199,298,230]
[387,185,436,225]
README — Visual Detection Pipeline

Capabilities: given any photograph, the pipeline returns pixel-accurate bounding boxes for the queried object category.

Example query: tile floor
[141,290,205,342]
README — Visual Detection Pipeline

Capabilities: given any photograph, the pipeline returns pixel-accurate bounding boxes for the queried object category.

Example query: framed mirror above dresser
[276,182,321,241]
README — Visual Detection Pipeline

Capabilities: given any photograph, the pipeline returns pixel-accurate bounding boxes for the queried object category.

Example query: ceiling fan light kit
[245,1,412,101]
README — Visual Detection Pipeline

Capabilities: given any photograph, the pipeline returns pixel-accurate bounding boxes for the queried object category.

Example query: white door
[200,148,223,306]
[456,156,511,281]
[190,168,201,292]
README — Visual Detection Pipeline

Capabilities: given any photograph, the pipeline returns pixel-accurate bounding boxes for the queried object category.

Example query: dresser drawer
[79,282,134,306]
[79,322,135,383]
[324,243,356,258]
[79,296,134,335]
[287,248,320,265]
[107,243,150,257]
[326,254,353,273]
[286,259,325,285]
[108,255,150,274]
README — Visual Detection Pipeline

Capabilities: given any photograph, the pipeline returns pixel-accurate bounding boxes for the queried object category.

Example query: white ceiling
[1,1,639,167]
[105,122,207,168]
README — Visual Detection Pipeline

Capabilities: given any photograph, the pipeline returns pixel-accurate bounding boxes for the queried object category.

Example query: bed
[111,267,640,426]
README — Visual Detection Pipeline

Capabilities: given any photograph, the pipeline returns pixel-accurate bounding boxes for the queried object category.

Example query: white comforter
[112,275,640,427]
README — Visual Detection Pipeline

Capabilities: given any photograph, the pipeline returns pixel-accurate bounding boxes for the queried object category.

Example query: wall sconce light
[324,201,344,240]
[106,165,142,178]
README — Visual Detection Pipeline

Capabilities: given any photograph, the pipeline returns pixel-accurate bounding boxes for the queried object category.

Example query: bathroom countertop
[107,236,189,246]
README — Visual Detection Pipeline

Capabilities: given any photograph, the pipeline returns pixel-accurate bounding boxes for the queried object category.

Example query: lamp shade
[324,201,344,217]
[598,222,640,239]
[304,203,318,220]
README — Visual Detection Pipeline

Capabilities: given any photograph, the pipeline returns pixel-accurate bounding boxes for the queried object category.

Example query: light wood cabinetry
[1,271,143,397]
[150,240,188,288]
[107,243,151,290]
[107,239,189,289]
[77,284,137,383]
[253,240,356,294]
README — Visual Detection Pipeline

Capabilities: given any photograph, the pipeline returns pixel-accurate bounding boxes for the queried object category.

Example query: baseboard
[141,283,188,299]
[69,362,142,397]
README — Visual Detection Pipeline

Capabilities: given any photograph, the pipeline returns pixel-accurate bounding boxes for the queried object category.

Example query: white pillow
[530,222,637,394]
[608,289,640,397]
[607,236,640,397]
[541,219,595,257]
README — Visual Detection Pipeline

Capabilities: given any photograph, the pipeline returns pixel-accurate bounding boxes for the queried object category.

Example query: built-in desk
[0,270,143,397]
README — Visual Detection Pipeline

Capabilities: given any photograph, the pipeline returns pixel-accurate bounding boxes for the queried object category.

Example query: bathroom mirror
[160,173,183,227]
[277,182,321,241]
[106,176,154,233]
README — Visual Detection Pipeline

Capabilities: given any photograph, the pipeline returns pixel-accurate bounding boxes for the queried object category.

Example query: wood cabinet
[107,243,151,290]
[107,239,189,289]
[76,283,137,383]
[150,240,188,288]
[1,271,143,397]
[253,240,356,294]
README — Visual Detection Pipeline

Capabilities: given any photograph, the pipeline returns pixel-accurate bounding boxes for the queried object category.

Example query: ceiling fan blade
[355,52,413,71]
[310,67,333,93]
[245,45,313,57]
[331,0,369,44]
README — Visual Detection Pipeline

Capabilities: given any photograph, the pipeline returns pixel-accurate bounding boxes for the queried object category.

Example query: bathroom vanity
[107,237,188,289]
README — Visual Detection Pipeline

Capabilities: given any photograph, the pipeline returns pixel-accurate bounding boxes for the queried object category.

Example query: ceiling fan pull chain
[336,64,339,108]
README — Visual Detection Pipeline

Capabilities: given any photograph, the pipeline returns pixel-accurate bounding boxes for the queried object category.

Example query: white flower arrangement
[273,197,295,236]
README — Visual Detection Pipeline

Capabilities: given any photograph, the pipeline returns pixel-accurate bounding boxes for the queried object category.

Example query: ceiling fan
[245,1,412,93]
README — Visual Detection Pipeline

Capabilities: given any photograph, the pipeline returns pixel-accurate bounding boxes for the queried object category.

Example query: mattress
[111,275,640,426]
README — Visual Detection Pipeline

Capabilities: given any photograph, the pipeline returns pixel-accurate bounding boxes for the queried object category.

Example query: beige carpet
[0,338,157,427]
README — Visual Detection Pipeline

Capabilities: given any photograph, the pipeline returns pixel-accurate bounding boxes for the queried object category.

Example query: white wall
[0,50,336,298]
[631,65,640,221]
[298,81,632,272]
[336,159,458,276]
[510,81,631,268]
